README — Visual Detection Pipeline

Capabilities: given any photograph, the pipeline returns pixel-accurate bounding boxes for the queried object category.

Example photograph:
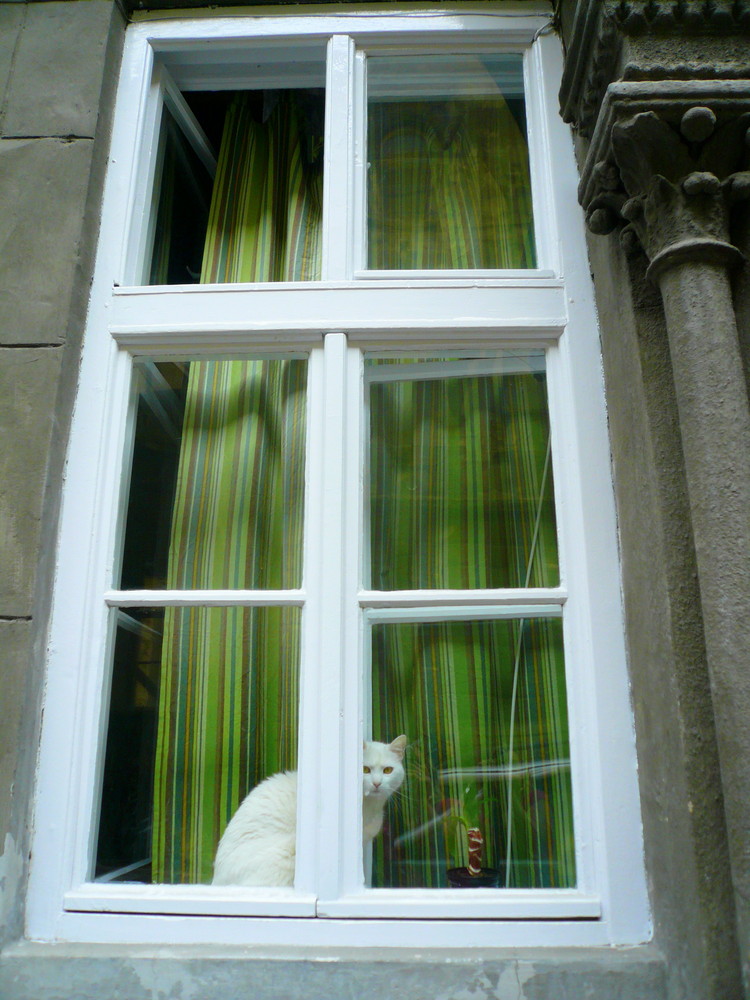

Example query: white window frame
[27,3,651,949]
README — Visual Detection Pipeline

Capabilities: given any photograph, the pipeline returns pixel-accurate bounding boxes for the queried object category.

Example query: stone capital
[559,0,750,272]
[583,103,750,275]
[574,78,750,272]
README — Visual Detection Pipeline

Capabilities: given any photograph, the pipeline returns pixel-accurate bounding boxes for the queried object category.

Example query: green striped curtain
[151,85,571,889]
[365,86,571,887]
[152,93,321,883]
[367,370,559,591]
[372,617,574,889]
[368,98,536,270]
[368,368,575,889]
[200,94,322,283]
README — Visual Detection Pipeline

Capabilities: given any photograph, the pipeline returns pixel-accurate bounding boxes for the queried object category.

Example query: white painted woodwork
[25,6,651,950]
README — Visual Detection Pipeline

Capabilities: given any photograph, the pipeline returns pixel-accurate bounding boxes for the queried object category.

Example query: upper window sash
[119,9,559,289]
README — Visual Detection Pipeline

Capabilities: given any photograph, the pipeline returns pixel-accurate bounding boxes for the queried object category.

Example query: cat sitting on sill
[212,735,408,887]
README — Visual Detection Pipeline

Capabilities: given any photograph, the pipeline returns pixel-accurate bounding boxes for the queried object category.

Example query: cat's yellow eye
[383,766,393,774]
[363,766,371,773]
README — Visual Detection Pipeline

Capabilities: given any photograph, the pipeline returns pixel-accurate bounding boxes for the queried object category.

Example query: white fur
[212,770,298,886]
[361,736,407,843]
[212,736,407,887]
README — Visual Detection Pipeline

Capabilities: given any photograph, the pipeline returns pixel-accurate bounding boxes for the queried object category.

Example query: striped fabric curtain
[368,98,536,270]
[151,86,572,888]
[365,92,573,887]
[368,371,575,888]
[372,618,574,889]
[152,93,321,883]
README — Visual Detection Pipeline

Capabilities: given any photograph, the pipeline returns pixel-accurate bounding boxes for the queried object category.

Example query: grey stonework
[560,0,750,996]
[3,2,117,139]
[1,1,749,998]
[0,945,667,1000]
[0,346,64,613]
[0,138,98,347]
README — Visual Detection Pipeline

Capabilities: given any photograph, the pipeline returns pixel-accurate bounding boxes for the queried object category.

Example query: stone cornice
[560,0,750,138]
[612,0,750,33]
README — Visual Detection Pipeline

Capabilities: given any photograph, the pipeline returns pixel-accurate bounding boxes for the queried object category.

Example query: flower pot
[446,866,503,888]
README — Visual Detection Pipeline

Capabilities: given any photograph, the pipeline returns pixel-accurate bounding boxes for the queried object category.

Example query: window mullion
[123,51,163,286]
[321,34,357,281]
[297,334,350,902]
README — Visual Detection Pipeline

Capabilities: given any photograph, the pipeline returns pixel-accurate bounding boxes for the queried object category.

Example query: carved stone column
[574,46,750,994]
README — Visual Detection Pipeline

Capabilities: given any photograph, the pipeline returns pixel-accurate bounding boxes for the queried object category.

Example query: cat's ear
[389,735,408,759]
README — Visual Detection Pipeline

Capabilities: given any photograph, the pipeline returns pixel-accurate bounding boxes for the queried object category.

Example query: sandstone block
[0,346,63,615]
[3,1,115,139]
[0,137,94,345]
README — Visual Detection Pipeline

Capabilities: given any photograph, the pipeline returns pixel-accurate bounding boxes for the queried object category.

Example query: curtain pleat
[368,99,536,270]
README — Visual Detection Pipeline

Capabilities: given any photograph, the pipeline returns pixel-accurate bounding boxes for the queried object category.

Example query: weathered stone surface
[583,232,742,1000]
[2,1,114,139]
[0,7,24,113]
[559,0,750,139]
[0,944,667,1000]
[561,7,750,988]
[0,347,62,616]
[0,138,94,346]
[0,619,34,945]
[578,86,750,249]
[583,96,750,996]
[0,619,33,841]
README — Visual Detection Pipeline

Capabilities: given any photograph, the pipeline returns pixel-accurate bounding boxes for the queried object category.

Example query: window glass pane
[95,605,301,885]
[369,616,574,889]
[366,352,558,590]
[119,357,308,591]
[149,87,324,285]
[149,107,215,285]
[367,54,535,270]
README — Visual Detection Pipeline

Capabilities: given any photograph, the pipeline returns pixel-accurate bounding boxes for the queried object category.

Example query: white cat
[212,736,407,887]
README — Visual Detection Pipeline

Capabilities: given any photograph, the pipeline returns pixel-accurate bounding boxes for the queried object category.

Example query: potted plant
[444,789,504,888]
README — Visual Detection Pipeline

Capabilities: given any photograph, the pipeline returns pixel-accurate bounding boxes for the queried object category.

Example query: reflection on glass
[96,605,300,884]
[367,54,535,270]
[370,616,574,889]
[95,608,163,883]
[367,352,558,591]
[149,107,215,285]
[119,358,308,591]
[149,89,325,285]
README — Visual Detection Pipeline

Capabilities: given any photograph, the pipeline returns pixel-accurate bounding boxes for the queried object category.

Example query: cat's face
[362,736,407,800]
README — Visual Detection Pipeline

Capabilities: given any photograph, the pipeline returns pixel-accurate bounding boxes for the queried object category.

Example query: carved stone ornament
[584,105,750,277]
[559,0,750,139]
[611,0,750,33]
